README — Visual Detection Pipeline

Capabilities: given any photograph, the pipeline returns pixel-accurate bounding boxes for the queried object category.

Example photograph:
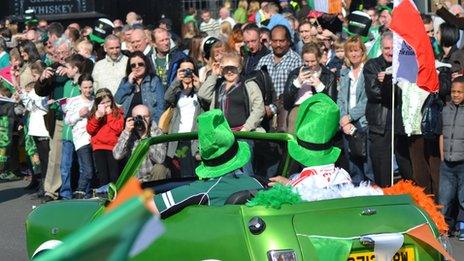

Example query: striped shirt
[200,19,220,37]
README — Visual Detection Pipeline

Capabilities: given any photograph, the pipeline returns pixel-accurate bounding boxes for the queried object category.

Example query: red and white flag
[390,0,439,93]
[390,0,438,136]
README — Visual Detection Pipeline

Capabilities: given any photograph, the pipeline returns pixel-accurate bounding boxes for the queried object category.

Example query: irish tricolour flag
[307,0,342,14]
[390,0,439,136]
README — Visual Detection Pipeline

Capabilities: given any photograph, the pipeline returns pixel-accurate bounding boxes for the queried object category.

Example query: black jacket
[437,46,464,103]
[364,55,405,135]
[243,47,271,76]
[283,65,337,111]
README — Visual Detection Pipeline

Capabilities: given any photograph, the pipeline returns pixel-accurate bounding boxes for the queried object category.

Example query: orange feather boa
[382,180,448,235]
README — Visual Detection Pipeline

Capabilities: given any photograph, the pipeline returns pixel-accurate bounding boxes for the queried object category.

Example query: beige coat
[198,74,265,131]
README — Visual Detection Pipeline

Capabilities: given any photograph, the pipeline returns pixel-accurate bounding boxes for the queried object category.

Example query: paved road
[1,179,464,260]
[0,179,41,260]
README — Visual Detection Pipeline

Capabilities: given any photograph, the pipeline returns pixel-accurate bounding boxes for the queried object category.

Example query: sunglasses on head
[222,65,239,75]
[130,62,145,69]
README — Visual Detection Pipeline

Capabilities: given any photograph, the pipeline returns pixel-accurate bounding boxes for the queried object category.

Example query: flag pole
[391,0,399,187]
[391,77,395,187]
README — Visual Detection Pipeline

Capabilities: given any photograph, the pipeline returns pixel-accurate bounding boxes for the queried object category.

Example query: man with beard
[256,25,302,132]
[92,35,128,95]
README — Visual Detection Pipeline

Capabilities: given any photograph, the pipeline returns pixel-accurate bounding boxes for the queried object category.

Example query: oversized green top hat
[195,109,251,179]
[288,93,341,167]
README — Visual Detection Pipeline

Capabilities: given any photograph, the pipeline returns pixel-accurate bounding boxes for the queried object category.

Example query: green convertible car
[25,132,449,260]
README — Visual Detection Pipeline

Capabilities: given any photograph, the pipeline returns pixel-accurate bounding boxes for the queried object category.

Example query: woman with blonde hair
[219,21,232,42]
[234,0,249,24]
[198,51,264,132]
[336,35,372,185]
[198,39,226,83]
[247,1,260,23]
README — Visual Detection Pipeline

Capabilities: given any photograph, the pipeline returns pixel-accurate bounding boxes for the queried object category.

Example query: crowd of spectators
[0,0,463,236]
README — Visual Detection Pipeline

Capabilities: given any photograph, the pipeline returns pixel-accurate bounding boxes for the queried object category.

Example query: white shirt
[92,55,128,95]
[21,90,49,138]
[64,96,94,150]
[218,17,236,28]
[200,19,220,37]
[348,64,364,109]
[177,93,198,133]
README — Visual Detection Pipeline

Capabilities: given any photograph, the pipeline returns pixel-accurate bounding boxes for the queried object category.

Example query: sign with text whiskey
[11,0,96,16]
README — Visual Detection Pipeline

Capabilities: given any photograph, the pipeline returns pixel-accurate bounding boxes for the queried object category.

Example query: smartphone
[302,65,311,73]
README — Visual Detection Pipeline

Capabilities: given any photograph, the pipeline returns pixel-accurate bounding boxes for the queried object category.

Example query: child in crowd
[20,80,49,191]
[76,40,95,62]
[59,53,88,199]
[327,38,345,78]
[439,76,464,240]
[87,88,124,193]
[0,84,17,181]
[64,73,95,198]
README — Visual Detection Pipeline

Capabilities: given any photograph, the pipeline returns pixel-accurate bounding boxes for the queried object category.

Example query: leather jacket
[364,55,405,135]
[283,65,337,110]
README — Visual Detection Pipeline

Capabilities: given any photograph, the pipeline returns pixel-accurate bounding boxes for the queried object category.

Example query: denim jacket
[115,74,165,123]
[337,67,368,128]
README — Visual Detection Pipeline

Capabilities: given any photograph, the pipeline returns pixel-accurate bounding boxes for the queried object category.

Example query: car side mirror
[107,183,117,202]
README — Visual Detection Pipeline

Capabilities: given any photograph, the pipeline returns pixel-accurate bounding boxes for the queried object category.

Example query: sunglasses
[222,66,239,75]
[130,62,145,69]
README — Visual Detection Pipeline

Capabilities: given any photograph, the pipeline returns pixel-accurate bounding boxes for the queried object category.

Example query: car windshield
[114,132,296,190]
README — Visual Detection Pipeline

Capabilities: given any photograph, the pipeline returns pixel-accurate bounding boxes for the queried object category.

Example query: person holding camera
[165,58,204,177]
[115,51,165,123]
[283,42,337,133]
[113,104,167,182]
[199,52,265,175]
[198,51,264,133]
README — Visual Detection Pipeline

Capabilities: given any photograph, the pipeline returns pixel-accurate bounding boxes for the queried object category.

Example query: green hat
[195,110,251,179]
[288,93,341,167]
[89,18,114,45]
[377,4,393,14]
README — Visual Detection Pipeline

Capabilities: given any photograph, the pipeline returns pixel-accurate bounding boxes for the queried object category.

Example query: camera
[133,115,146,134]
[183,68,193,78]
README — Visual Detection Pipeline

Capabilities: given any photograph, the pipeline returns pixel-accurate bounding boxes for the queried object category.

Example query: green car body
[25,132,443,260]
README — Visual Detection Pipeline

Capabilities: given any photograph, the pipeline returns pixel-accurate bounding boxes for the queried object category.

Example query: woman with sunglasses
[199,52,264,175]
[115,51,165,122]
[198,51,264,132]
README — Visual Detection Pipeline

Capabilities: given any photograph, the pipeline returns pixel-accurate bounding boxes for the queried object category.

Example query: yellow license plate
[347,247,415,261]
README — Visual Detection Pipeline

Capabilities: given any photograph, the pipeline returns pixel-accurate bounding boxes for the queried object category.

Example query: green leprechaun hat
[195,109,251,179]
[288,93,341,167]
